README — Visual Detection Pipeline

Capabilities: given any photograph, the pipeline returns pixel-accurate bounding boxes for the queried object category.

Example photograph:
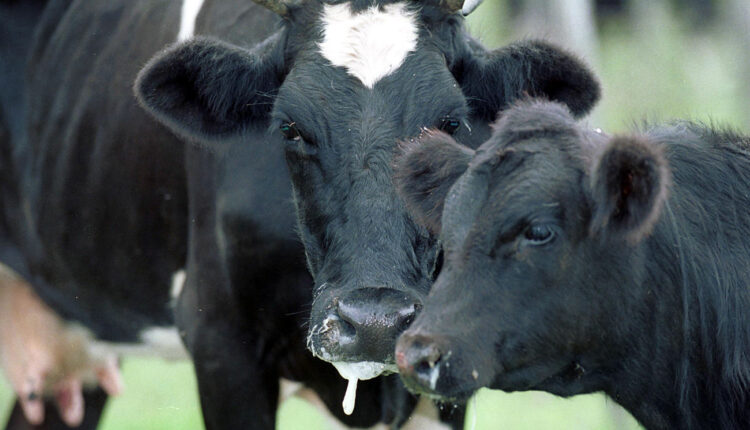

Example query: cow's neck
[607,233,745,430]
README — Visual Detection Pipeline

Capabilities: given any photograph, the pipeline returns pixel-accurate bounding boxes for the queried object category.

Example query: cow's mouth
[493,357,585,394]
[331,361,399,416]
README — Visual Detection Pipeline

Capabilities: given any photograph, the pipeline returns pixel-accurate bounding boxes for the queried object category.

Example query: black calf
[394,100,750,430]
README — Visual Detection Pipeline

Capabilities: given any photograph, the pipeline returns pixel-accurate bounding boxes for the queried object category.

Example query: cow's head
[394,100,669,401]
[135,0,600,383]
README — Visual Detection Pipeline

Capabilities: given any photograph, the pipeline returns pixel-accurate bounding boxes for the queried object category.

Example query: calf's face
[135,0,600,382]
[394,101,669,401]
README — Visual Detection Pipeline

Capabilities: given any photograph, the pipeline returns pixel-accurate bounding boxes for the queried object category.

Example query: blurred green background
[2,0,747,428]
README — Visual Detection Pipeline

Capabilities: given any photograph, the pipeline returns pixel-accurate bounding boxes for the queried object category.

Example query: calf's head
[394,100,669,401]
[135,0,600,379]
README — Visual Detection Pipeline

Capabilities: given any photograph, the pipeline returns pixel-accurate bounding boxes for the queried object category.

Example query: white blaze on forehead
[177,0,206,41]
[319,2,419,88]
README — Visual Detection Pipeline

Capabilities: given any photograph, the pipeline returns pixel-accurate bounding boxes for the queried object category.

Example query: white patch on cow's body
[177,0,206,41]
[88,326,188,361]
[170,269,186,300]
[319,3,418,88]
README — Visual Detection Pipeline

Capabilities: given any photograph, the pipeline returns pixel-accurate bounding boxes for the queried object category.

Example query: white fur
[170,269,186,300]
[319,3,418,88]
[177,0,206,41]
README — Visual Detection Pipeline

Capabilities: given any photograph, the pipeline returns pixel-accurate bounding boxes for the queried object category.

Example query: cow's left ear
[454,40,600,121]
[589,135,670,243]
[135,35,285,146]
[394,130,474,234]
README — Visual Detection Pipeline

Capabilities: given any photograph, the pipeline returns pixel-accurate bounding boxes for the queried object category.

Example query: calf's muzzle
[395,332,445,394]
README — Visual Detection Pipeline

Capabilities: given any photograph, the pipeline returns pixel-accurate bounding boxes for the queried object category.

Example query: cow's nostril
[322,287,422,362]
[398,304,419,331]
[414,344,442,375]
[397,336,444,391]
[319,313,356,344]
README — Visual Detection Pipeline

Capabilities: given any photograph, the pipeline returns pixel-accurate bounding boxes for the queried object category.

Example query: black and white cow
[135,0,600,405]
[1,1,417,428]
[0,0,598,428]
[393,99,750,429]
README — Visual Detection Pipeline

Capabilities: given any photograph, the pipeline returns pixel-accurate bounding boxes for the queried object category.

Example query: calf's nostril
[414,344,442,374]
[397,336,445,390]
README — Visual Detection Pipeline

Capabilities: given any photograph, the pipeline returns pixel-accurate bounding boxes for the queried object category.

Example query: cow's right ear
[394,131,474,234]
[135,36,284,145]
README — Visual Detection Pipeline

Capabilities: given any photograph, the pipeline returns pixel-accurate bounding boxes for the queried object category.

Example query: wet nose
[321,287,420,362]
[395,333,444,393]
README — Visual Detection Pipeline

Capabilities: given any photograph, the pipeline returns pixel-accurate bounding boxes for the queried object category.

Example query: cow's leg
[186,321,279,430]
[4,387,108,430]
[175,272,278,430]
[0,275,122,428]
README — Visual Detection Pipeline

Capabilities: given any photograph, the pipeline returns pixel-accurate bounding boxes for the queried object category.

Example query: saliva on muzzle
[311,286,417,414]
[331,361,398,415]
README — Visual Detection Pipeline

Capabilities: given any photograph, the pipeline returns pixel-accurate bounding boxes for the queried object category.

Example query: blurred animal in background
[394,99,750,429]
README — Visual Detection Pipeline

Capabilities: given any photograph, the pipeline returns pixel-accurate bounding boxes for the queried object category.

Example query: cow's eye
[280,122,301,141]
[438,117,461,135]
[524,224,555,245]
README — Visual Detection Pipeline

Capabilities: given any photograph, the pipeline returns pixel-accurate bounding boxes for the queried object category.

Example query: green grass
[1,358,641,429]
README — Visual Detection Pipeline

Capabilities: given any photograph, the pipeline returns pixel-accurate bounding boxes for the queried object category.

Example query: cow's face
[275,4,472,371]
[393,100,669,401]
[135,0,600,380]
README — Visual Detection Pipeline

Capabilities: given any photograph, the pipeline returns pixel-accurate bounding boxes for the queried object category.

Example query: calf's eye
[280,122,301,141]
[438,117,461,135]
[524,224,555,245]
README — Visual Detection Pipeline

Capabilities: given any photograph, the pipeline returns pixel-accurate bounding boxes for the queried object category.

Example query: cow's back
[9,0,279,340]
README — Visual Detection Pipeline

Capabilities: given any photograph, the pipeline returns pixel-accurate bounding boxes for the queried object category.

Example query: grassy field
[1,2,746,429]
[0,357,641,429]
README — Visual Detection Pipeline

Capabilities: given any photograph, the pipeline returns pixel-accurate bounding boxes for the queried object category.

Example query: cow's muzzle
[308,287,420,364]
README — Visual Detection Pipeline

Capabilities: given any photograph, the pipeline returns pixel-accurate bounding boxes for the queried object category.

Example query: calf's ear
[455,40,600,121]
[394,131,474,234]
[589,135,670,243]
[135,35,284,146]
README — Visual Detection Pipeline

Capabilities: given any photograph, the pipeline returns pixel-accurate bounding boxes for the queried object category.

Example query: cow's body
[394,100,750,429]
[1,1,421,428]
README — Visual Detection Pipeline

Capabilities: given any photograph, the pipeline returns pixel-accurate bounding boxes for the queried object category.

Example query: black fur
[395,99,750,430]
[136,0,600,379]
[454,40,601,120]
[135,35,285,143]
[394,130,473,234]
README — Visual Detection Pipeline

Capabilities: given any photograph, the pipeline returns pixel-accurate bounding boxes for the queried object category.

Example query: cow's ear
[589,135,670,243]
[455,40,600,121]
[394,131,474,234]
[135,36,284,145]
